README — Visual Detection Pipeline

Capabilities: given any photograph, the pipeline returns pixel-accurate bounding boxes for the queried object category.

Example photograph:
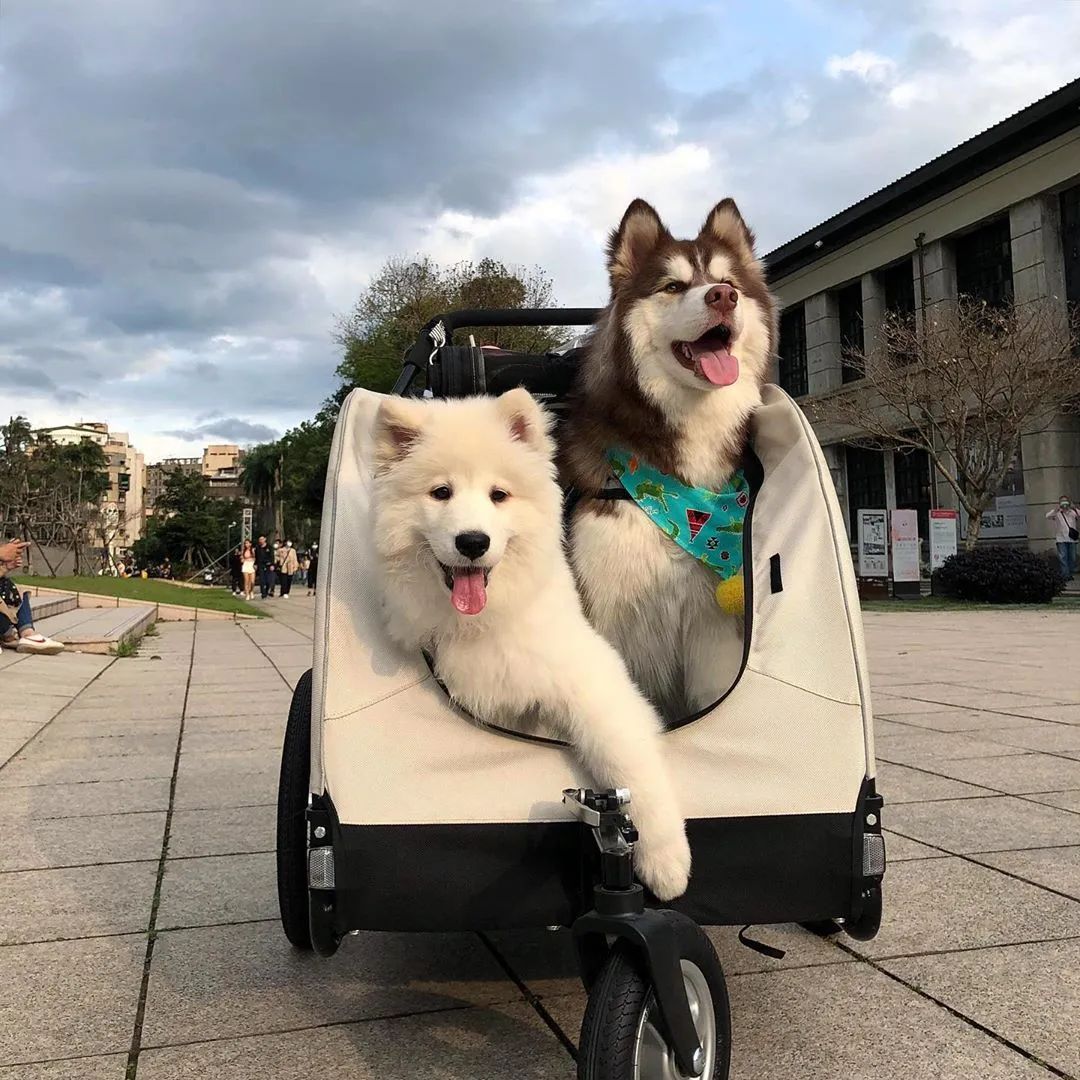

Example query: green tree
[334,255,567,393]
[240,442,284,539]
[137,470,241,568]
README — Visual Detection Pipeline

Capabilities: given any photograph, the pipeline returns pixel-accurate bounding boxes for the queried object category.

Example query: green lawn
[15,575,263,617]
[861,595,1080,612]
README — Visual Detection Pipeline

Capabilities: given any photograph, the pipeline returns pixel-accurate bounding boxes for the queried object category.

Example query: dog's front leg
[554,641,691,901]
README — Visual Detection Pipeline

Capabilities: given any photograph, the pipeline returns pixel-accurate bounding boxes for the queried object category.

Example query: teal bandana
[606,449,749,582]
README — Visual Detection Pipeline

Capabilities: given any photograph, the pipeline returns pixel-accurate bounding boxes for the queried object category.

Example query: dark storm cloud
[163,418,281,443]
[0,0,698,433]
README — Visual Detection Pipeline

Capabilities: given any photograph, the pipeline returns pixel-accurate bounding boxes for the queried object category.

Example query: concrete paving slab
[0,778,170,820]
[725,961,1053,1080]
[7,697,77,725]
[0,860,157,944]
[139,922,520,1046]
[15,732,179,762]
[0,753,176,787]
[884,940,1080,1078]
[888,795,1080,852]
[1027,789,1080,812]
[167,805,275,856]
[157,852,277,929]
[181,728,283,754]
[136,1000,573,1080]
[181,696,291,720]
[0,1055,127,1078]
[846,856,1080,958]
[970,845,1080,900]
[914,751,1080,794]
[983,721,1080,754]
[0,719,43,742]
[874,729,1032,765]
[45,716,180,739]
[1009,703,1080,724]
[883,831,951,861]
[172,764,277,810]
[878,708,1039,733]
[0,810,165,871]
[55,703,184,724]
[877,762,996,803]
[0,935,145,1066]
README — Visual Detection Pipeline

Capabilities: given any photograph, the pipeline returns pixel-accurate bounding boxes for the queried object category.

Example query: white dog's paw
[634,828,692,901]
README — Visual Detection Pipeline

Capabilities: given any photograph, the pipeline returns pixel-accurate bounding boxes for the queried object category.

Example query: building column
[822,444,849,536]
[805,290,841,395]
[860,272,885,360]
[914,238,956,332]
[1011,196,1080,550]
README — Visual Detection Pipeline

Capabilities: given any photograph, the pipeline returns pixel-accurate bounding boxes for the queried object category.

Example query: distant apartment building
[201,444,242,477]
[35,422,146,552]
[763,78,1080,555]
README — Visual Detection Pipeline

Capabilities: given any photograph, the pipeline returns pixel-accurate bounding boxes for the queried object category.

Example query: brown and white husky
[560,199,777,721]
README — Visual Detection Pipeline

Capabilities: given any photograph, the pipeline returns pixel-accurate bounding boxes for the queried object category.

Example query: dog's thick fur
[561,199,778,721]
[371,388,691,900]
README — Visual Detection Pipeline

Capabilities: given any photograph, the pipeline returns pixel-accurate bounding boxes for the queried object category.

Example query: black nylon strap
[738,924,787,959]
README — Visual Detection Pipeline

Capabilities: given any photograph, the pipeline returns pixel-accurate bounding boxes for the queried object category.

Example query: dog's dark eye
[490,488,510,504]
[430,485,452,501]
[663,281,687,294]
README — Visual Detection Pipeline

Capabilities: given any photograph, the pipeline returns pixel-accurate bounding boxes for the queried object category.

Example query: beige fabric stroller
[277,309,885,1080]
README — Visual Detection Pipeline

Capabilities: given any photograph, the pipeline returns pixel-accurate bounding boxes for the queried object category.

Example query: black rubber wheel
[577,912,731,1080]
[276,668,313,950]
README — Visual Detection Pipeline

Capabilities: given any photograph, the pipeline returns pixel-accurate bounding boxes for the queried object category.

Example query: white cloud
[826,49,897,84]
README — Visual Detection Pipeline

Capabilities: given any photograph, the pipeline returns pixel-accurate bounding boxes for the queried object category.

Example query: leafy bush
[932,546,1066,604]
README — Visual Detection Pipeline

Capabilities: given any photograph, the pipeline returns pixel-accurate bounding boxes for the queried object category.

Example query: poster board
[857,509,889,577]
[929,509,958,570]
[891,509,921,583]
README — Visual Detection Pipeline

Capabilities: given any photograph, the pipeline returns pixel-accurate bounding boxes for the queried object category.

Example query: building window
[955,217,1013,308]
[837,281,864,384]
[880,260,916,319]
[893,447,932,547]
[1062,183,1080,315]
[846,446,886,538]
[777,305,807,398]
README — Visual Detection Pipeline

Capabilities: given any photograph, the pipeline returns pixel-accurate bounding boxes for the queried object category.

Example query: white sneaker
[16,633,65,655]
[282,595,289,600]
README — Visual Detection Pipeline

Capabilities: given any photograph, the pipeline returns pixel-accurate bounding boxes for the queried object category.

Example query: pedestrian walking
[1047,495,1080,581]
[296,551,309,586]
[240,540,257,600]
[255,535,275,599]
[229,546,244,595]
[279,540,299,599]
[307,544,318,596]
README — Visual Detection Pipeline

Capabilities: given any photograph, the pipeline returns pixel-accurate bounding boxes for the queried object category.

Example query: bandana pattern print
[606,448,748,582]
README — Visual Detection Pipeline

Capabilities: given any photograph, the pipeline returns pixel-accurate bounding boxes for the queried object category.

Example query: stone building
[764,78,1080,554]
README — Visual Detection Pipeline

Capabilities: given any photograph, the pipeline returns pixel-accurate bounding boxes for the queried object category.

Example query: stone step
[33,605,156,654]
[27,591,78,622]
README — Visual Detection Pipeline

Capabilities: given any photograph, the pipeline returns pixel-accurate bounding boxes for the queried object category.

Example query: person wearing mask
[307,543,319,597]
[279,540,299,599]
[1047,495,1080,581]
[0,540,64,654]
[255,535,276,599]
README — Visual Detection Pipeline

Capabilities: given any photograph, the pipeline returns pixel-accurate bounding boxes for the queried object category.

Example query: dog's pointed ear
[700,198,757,262]
[496,387,555,458]
[373,397,426,467]
[607,199,666,286]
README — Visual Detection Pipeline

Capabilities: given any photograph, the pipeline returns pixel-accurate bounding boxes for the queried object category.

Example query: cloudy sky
[3,1,1079,463]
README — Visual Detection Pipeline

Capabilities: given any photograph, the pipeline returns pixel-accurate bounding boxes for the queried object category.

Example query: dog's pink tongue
[451,568,487,615]
[698,348,739,386]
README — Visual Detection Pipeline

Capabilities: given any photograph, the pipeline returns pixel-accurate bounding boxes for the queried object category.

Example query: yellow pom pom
[714,574,744,615]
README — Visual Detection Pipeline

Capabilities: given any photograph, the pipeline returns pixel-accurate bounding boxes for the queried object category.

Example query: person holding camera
[0,540,65,654]
[1047,496,1080,581]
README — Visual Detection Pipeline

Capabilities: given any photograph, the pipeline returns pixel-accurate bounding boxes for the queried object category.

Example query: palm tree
[241,442,284,539]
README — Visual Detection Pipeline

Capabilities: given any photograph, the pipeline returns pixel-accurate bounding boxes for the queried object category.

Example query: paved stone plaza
[1,597,1079,1078]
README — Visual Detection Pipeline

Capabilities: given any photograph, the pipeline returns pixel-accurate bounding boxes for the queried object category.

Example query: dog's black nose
[455,531,490,560]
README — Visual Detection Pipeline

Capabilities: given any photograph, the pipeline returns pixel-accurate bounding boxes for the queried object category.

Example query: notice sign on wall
[929,509,959,570]
[857,509,889,577]
[891,509,921,583]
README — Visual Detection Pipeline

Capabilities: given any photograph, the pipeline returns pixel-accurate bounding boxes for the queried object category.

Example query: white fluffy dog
[371,387,691,901]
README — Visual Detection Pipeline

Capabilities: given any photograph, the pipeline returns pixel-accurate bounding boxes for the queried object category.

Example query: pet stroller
[277,309,884,1079]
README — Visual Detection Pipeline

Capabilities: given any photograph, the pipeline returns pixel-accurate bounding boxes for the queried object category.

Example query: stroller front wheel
[577,913,731,1080]
[276,668,313,950]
